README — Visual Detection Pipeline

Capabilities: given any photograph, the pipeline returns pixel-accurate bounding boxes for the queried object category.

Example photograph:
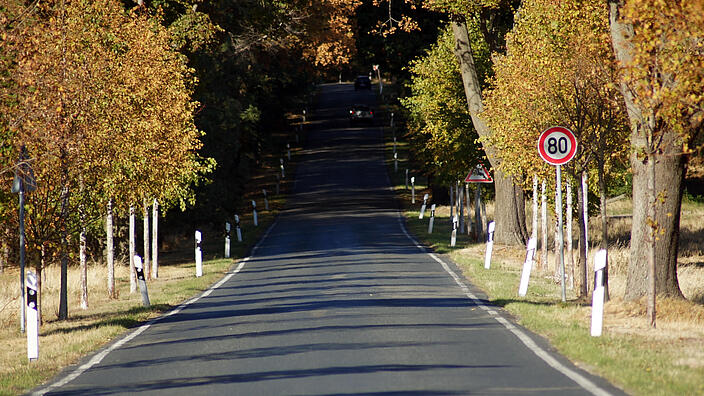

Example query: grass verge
[0,120,306,396]
[380,115,704,395]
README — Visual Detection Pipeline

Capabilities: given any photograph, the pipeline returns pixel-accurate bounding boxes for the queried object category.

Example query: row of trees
[399,0,703,323]
[0,0,368,323]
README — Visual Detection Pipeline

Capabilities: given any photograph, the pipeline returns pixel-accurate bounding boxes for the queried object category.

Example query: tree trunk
[576,180,588,299]
[609,1,684,300]
[626,128,684,301]
[35,245,45,326]
[152,198,158,279]
[0,234,6,274]
[80,206,88,310]
[597,155,610,301]
[541,179,548,271]
[465,184,472,236]
[107,200,115,299]
[58,181,70,321]
[450,185,454,231]
[450,20,527,246]
[129,205,136,294]
[532,176,538,241]
[142,199,150,281]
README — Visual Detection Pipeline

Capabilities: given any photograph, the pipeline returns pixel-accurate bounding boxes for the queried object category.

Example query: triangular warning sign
[465,164,493,183]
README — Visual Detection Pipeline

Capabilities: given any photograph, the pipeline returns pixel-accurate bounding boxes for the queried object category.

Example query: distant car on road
[349,104,374,125]
[354,75,371,90]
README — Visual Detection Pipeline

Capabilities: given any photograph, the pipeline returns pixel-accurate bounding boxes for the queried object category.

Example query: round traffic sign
[538,126,577,165]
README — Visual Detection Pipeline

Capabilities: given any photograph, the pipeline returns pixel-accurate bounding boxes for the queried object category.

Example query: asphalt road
[37,84,625,396]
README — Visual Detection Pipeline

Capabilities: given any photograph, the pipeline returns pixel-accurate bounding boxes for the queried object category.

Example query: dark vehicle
[349,105,374,125]
[354,75,371,90]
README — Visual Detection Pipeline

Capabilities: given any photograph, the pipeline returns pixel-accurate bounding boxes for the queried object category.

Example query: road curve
[36,84,625,396]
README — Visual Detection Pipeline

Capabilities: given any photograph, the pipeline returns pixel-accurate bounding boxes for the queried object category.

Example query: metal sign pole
[19,189,25,333]
[557,165,566,302]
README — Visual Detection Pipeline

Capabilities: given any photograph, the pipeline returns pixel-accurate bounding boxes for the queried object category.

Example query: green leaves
[402,24,486,184]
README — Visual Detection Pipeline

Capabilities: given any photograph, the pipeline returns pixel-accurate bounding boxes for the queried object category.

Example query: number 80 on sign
[538,126,577,166]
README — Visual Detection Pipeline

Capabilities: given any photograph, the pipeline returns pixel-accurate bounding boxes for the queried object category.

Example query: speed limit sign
[538,126,577,165]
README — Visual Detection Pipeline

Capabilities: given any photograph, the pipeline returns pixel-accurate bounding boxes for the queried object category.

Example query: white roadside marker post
[134,255,150,306]
[428,204,436,234]
[263,189,269,210]
[235,215,243,242]
[484,221,496,269]
[450,214,458,247]
[280,158,285,179]
[195,231,203,277]
[419,194,429,219]
[519,237,538,297]
[287,143,291,161]
[411,177,415,204]
[26,270,38,361]
[252,200,258,226]
[591,249,607,337]
[225,222,231,258]
[394,152,398,173]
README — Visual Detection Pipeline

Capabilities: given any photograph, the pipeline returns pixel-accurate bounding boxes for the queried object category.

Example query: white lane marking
[34,220,278,395]
[395,214,612,396]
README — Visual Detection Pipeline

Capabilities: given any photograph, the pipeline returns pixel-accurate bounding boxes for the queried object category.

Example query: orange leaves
[3,0,210,216]
[483,0,629,185]
[617,0,704,142]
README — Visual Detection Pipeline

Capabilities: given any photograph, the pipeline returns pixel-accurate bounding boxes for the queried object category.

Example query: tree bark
[58,183,70,320]
[597,154,610,301]
[576,179,588,299]
[129,205,136,294]
[451,20,527,246]
[532,176,538,241]
[152,198,158,279]
[0,233,6,274]
[80,204,88,310]
[609,1,684,300]
[142,199,150,281]
[541,179,548,271]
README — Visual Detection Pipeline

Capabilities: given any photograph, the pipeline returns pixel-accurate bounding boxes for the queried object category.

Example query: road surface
[37,84,624,395]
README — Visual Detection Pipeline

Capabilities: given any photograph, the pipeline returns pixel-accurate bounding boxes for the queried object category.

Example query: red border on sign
[465,163,493,183]
[538,126,577,166]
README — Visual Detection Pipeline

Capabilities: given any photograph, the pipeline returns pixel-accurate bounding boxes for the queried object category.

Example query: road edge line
[32,220,278,395]
[394,213,612,396]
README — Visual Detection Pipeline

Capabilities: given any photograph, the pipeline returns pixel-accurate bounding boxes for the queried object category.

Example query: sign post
[419,194,429,219]
[134,255,150,307]
[11,147,36,333]
[26,270,38,361]
[484,221,496,269]
[195,231,202,277]
[519,237,538,297]
[450,214,458,247]
[538,126,577,302]
[591,249,607,336]
[411,177,415,204]
[252,200,258,227]
[428,204,436,234]
[225,222,231,258]
[235,215,243,242]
